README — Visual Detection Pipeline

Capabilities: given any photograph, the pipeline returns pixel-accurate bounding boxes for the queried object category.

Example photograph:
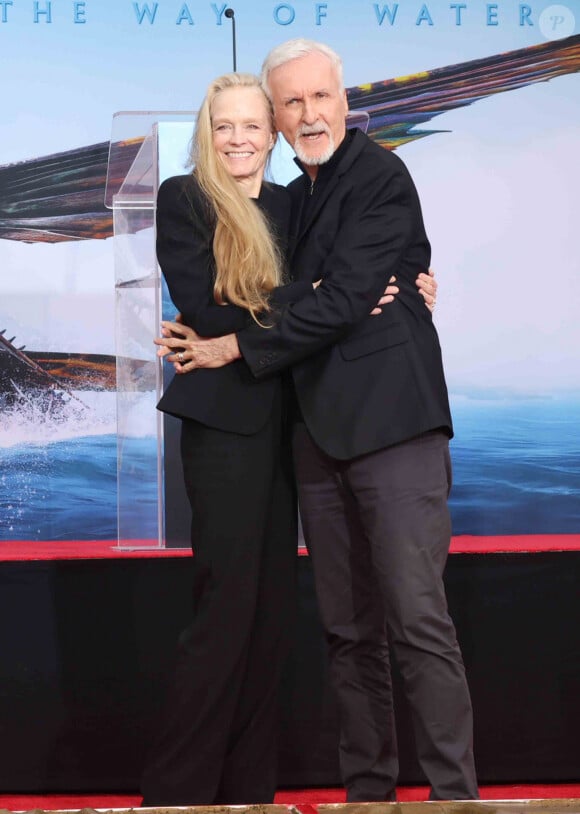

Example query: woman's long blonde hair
[190,73,283,322]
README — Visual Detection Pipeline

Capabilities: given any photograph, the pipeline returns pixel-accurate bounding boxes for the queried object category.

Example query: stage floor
[315,803,580,813]
[3,787,580,811]
[1,534,580,561]
[2,801,580,814]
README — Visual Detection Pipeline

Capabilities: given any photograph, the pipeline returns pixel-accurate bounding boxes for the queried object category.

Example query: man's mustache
[296,122,331,138]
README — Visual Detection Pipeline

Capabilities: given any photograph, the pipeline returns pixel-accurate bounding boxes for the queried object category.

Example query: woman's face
[211,86,275,187]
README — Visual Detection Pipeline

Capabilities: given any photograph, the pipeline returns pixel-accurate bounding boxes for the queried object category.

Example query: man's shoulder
[348,130,408,176]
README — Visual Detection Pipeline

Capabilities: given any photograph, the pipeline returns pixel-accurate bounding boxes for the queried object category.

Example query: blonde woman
[140,73,311,807]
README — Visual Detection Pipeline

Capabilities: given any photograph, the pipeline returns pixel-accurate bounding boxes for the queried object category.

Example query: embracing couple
[140,37,478,808]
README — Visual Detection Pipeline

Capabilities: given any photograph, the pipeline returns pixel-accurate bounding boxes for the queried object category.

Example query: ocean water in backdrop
[1,393,579,542]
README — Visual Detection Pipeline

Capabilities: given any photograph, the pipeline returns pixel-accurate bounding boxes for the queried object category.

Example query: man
[162,39,478,802]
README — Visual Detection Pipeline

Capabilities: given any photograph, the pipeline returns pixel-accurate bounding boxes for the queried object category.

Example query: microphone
[225,8,237,72]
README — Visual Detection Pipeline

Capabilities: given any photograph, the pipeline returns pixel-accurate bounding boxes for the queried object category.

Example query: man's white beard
[294,124,336,166]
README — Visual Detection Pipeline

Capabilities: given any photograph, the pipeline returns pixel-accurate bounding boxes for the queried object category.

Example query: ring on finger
[177,352,184,362]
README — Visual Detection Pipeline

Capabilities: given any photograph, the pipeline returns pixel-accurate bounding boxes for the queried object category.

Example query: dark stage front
[0,552,578,792]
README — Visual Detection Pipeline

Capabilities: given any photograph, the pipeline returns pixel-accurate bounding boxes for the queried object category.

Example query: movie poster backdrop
[1,1,579,546]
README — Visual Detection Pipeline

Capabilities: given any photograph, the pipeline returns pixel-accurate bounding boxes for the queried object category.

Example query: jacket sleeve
[270,280,312,306]
[237,162,428,377]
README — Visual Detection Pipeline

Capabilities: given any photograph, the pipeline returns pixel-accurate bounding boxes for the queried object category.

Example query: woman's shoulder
[157,174,212,221]
[258,182,291,245]
[259,181,291,217]
[260,180,291,200]
[158,173,200,200]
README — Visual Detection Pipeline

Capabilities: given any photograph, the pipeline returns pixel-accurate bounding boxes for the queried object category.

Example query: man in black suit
[166,39,478,802]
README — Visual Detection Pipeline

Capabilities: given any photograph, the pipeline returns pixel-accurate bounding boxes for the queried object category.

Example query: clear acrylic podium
[105,112,198,549]
[104,109,368,550]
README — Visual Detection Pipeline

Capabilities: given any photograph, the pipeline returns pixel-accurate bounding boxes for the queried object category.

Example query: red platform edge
[2,784,580,809]
[0,535,579,562]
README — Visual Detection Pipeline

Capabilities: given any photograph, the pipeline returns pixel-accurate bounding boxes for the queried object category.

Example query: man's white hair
[260,38,344,99]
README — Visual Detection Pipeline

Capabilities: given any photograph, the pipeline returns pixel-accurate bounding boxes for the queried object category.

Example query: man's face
[268,51,348,171]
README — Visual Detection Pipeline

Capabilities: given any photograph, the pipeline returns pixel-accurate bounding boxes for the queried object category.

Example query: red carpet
[1,787,580,809]
[1,535,580,561]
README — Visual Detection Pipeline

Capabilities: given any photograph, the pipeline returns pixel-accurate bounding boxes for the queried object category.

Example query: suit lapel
[287,129,367,275]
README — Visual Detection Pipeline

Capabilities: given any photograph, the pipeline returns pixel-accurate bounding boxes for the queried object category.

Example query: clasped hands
[157,327,240,373]
[155,272,437,374]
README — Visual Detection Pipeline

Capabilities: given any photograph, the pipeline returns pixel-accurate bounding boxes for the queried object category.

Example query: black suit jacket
[237,129,453,459]
[156,174,309,434]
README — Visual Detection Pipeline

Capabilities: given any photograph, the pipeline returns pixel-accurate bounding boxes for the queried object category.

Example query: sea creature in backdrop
[0,330,153,415]
[0,34,578,245]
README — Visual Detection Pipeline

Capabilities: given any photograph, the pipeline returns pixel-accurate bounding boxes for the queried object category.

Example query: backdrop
[1,0,579,545]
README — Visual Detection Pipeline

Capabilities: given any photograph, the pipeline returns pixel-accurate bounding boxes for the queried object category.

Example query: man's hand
[154,320,241,372]
[371,276,399,315]
[371,268,437,315]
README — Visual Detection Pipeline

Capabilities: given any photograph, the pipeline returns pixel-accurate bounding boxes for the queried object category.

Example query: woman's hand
[155,320,240,372]
[155,320,200,372]
[416,268,437,312]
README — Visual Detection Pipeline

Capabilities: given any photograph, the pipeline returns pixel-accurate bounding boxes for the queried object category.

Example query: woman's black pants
[140,399,297,806]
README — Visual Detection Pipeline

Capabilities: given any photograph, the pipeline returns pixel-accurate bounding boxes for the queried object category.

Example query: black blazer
[156,174,309,434]
[237,129,453,460]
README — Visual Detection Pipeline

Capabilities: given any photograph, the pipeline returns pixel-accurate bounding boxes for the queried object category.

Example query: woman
[142,71,437,807]
[140,72,312,808]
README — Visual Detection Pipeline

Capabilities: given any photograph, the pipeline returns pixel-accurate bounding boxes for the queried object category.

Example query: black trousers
[141,396,297,806]
[293,424,478,802]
